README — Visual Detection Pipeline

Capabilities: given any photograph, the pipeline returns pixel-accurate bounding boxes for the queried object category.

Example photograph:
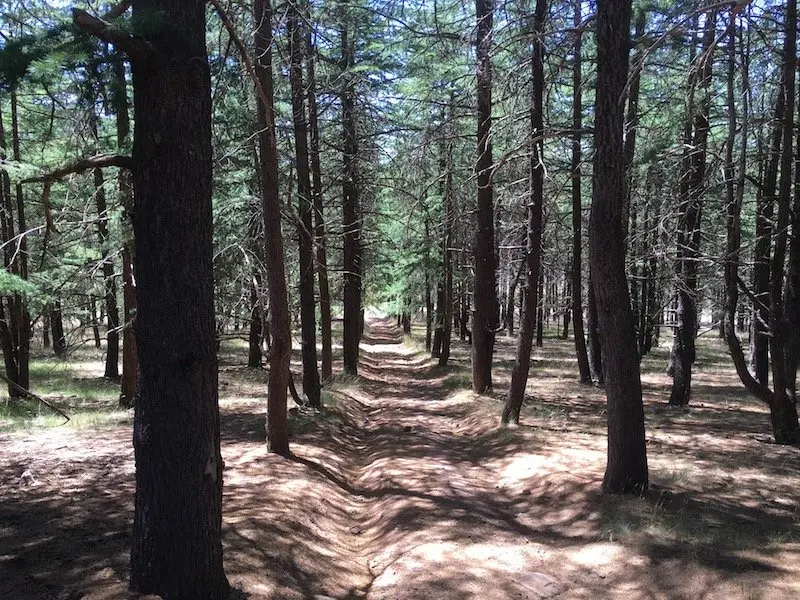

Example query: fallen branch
[20,153,133,184]
[0,373,70,424]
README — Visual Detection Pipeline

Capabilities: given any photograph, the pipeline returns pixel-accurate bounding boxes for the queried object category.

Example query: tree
[570,0,592,385]
[668,9,716,407]
[73,2,230,596]
[288,0,321,407]
[254,0,293,454]
[501,0,546,425]
[472,0,497,393]
[340,0,363,377]
[589,0,648,494]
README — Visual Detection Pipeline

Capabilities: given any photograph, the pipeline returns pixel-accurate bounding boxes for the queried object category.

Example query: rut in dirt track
[284,320,566,599]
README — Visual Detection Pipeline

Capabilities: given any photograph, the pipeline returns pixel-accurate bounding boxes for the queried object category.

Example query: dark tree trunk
[51,301,66,357]
[501,0,546,425]
[768,0,799,440]
[506,258,523,336]
[590,0,648,493]
[669,11,716,407]
[753,80,784,388]
[535,269,544,347]
[43,310,50,349]
[90,297,102,348]
[120,246,137,408]
[118,1,228,596]
[111,48,136,407]
[88,100,120,378]
[587,270,603,385]
[570,0,592,381]
[439,127,454,366]
[472,0,497,393]
[561,275,570,340]
[341,1,362,376]
[248,279,262,369]
[0,94,31,395]
[288,1,321,407]
[255,0,292,454]
[306,30,333,382]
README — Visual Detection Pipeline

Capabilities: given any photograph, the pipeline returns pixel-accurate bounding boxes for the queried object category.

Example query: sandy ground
[1,320,799,599]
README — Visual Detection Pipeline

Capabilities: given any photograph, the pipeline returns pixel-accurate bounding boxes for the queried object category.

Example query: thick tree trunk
[590,0,648,493]
[288,1,321,407]
[535,268,544,347]
[472,0,497,393]
[124,1,229,596]
[501,0,546,425]
[341,1,362,376]
[255,0,292,454]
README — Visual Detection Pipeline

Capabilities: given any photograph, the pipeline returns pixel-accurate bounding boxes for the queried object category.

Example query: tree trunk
[111,48,137,407]
[767,0,799,440]
[501,0,546,425]
[669,10,716,407]
[0,94,31,395]
[122,1,228,596]
[472,0,497,393]
[51,300,66,357]
[248,278,262,369]
[535,269,544,347]
[569,0,592,382]
[88,99,120,379]
[288,1,321,407]
[305,29,333,382]
[120,246,137,408]
[90,297,102,348]
[341,0,362,376]
[590,0,648,493]
[255,0,292,454]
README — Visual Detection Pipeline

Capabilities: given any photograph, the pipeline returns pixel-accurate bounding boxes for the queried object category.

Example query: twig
[0,373,70,423]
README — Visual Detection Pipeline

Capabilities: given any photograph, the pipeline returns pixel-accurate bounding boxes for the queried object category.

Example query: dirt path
[1,319,799,599]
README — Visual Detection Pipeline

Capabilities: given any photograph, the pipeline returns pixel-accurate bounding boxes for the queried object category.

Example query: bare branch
[72,8,153,61]
[20,153,133,184]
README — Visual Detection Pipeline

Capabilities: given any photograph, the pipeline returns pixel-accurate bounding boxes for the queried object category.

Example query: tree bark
[570,0,592,380]
[590,0,648,493]
[472,0,497,393]
[501,0,546,425]
[288,0,321,407]
[255,0,292,454]
[669,9,716,407]
[121,1,229,596]
[341,0,362,376]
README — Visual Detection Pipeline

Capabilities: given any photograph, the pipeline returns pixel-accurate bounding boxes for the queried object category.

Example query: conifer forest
[2,0,800,598]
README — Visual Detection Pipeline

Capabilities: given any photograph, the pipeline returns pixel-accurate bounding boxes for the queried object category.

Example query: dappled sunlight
[2,320,799,598]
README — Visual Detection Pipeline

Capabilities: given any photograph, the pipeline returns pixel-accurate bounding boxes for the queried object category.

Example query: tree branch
[20,153,133,184]
[0,373,71,423]
[207,0,272,123]
[72,8,153,61]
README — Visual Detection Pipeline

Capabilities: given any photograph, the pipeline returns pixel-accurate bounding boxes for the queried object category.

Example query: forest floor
[1,318,799,600]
